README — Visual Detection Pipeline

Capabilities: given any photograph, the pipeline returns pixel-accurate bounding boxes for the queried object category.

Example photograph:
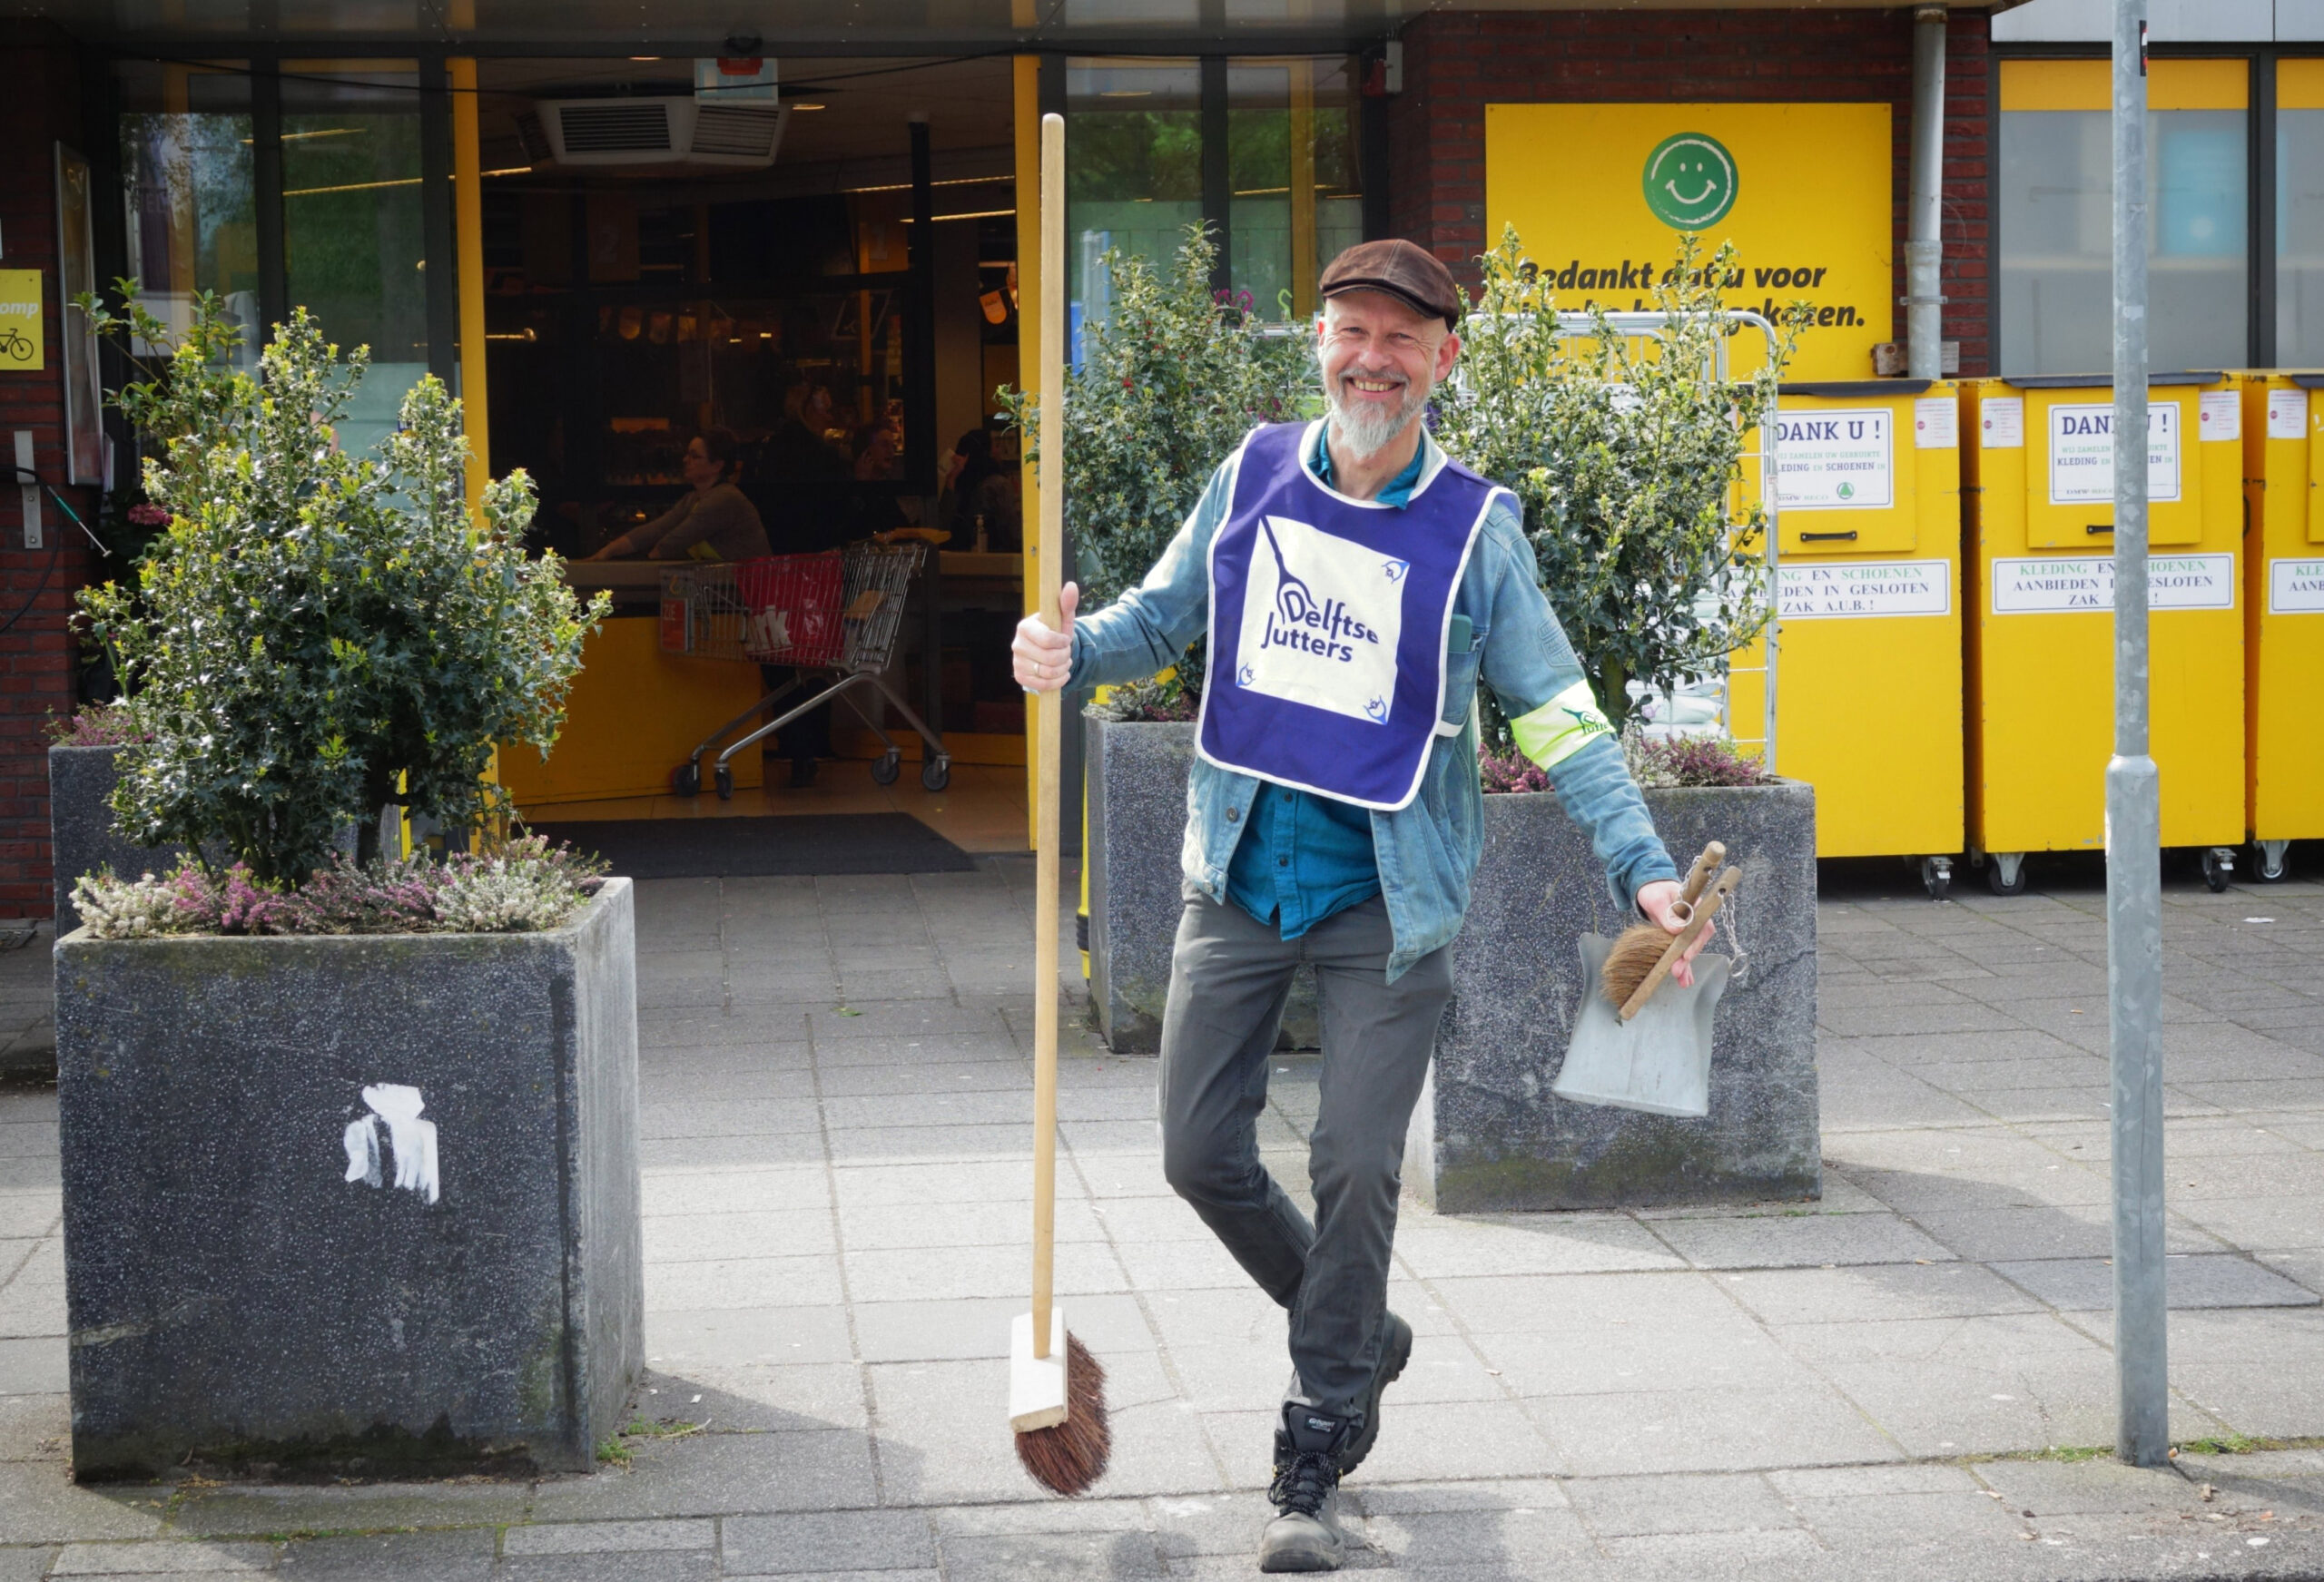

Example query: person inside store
[757,379,856,788]
[582,427,771,563]
[1010,240,1705,1573]
[938,428,1020,552]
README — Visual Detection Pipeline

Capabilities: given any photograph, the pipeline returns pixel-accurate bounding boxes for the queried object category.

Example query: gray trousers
[1156,890,1454,1419]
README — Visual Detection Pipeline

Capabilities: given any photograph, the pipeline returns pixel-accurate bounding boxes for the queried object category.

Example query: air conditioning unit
[517,97,789,169]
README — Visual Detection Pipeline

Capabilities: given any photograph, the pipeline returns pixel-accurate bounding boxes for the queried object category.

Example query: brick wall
[0,23,103,919]
[1384,8,1994,376]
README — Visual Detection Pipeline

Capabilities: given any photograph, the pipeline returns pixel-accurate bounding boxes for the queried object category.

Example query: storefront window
[1226,59,1364,321]
[1999,59,2248,376]
[115,63,258,366]
[1066,58,1202,356]
[2278,61,2324,366]
[281,63,430,456]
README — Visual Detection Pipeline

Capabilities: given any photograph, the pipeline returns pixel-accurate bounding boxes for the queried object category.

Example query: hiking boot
[1259,1404,1351,1573]
[1336,1309,1413,1477]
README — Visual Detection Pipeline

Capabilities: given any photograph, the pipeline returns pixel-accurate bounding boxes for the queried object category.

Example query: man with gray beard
[1013,240,1702,1573]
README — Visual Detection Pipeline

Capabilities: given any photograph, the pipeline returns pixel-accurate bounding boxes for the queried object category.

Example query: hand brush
[1010,109,1110,1499]
[1600,841,1735,1017]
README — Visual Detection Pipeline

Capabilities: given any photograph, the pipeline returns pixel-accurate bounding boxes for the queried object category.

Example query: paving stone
[1974,1457,2211,1516]
[644,1210,839,1263]
[0,1463,165,1545]
[493,1556,716,1581]
[850,1292,1153,1364]
[1717,1261,2044,1325]
[643,1305,855,1369]
[274,1528,497,1579]
[628,1365,867,1432]
[167,1481,531,1538]
[0,1336,65,1396]
[642,1167,831,1217]
[0,1550,54,1582]
[641,1134,827,1169]
[1990,1253,2321,1311]
[1525,1383,1903,1476]
[836,1198,1103,1252]
[937,1529,1167,1579]
[1647,1211,1955,1269]
[529,1430,878,1519]
[1388,1215,1684,1278]
[1910,1205,2228,1263]
[501,1519,714,1554]
[1361,1505,1594,1567]
[720,1509,934,1574]
[1563,1470,1800,1537]
[51,1540,278,1573]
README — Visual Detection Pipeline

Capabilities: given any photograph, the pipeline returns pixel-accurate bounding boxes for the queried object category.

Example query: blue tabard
[1197,420,1508,811]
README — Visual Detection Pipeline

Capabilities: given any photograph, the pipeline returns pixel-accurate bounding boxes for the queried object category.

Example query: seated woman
[585,428,771,562]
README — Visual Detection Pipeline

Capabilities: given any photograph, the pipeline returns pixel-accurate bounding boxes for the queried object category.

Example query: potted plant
[1409,232,1822,1211]
[1000,229,1313,1052]
[54,291,633,1479]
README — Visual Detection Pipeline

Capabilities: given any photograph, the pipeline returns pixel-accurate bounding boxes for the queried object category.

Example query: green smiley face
[1642,133,1738,230]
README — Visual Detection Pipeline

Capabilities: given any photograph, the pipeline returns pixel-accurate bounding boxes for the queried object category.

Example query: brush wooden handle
[1617,866,1739,1022]
[1675,842,1726,916]
[1029,113,1066,1363]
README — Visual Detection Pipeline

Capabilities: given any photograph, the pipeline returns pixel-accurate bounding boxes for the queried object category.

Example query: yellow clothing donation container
[2240,372,2324,882]
[1960,374,2246,895]
[1756,379,1965,898]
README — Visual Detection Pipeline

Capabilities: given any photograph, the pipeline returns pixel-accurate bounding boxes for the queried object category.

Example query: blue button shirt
[1223,428,1427,939]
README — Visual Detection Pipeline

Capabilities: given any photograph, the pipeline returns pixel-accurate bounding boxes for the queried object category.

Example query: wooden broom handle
[1029,112,1067,1362]
[1618,867,1740,1022]
[1676,841,1726,915]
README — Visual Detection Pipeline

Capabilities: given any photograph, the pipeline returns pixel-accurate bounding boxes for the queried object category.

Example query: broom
[1010,110,1111,1499]
[1600,841,1740,1018]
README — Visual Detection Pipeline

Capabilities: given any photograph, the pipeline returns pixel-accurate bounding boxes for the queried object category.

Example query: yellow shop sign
[0,270,44,371]
[1484,103,1893,382]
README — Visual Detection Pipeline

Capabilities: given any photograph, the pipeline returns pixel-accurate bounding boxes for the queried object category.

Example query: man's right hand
[1013,582,1079,693]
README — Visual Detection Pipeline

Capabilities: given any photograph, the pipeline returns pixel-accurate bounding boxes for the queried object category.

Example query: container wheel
[714,763,734,801]
[921,755,950,793]
[671,762,700,799]
[1986,853,2027,898]
[1920,856,1953,901]
[2201,847,2233,893]
[2254,840,2290,883]
[870,750,902,786]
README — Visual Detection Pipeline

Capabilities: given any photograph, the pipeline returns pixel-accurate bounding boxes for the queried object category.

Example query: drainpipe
[1906,5,1948,378]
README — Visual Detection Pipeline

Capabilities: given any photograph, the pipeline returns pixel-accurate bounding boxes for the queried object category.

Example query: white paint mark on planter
[341,1084,440,1204]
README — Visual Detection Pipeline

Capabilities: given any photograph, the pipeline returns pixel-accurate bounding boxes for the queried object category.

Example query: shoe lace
[1269,1447,1338,1518]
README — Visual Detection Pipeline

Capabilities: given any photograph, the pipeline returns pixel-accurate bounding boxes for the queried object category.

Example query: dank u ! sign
[1483,102,1893,382]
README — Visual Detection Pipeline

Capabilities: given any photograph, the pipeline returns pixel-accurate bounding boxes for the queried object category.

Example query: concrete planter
[48,744,190,937]
[1084,714,1318,1053]
[1406,781,1820,1213]
[54,879,643,1479]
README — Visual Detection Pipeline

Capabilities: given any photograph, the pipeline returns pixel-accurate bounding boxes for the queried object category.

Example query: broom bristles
[1600,920,1678,1009]
[1014,1331,1111,1496]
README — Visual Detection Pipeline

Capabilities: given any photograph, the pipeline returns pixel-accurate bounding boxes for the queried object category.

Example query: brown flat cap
[1318,239,1460,329]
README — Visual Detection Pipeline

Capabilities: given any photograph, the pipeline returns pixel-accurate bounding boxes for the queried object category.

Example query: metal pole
[2108,0,2169,1469]
[1906,6,1948,379]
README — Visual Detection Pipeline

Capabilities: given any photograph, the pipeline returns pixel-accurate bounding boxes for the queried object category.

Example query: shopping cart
[661,541,950,799]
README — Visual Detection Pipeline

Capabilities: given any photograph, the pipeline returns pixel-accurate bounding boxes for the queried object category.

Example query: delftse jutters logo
[1642,133,1738,230]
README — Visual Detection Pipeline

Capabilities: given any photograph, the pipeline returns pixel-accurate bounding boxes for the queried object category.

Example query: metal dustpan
[1552,935,1731,1117]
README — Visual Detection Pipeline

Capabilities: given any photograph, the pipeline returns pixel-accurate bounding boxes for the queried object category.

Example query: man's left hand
[1634,879,1711,988]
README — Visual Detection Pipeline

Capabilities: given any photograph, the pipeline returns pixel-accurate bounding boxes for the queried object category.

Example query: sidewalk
[0,861,2320,1579]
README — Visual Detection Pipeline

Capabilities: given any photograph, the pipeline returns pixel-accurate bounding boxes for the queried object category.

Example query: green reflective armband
[1511,681,1613,769]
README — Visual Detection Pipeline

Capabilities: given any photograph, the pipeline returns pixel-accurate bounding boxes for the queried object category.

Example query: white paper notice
[1778,560,1951,620]
[2270,557,2324,614]
[1990,554,2235,615]
[1912,398,1958,449]
[2197,390,2240,444]
[2270,388,2310,442]
[2048,401,2181,506]
[1773,407,1894,509]
[1979,396,2024,449]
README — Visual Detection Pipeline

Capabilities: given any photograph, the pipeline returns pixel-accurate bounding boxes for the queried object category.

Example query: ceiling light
[789,102,827,111]
[1099,89,1152,98]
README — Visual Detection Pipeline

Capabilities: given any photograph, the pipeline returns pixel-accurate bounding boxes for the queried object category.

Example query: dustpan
[1551,935,1733,1117]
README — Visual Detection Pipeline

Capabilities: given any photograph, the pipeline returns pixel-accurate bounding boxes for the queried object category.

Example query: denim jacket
[1069,421,1679,982]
